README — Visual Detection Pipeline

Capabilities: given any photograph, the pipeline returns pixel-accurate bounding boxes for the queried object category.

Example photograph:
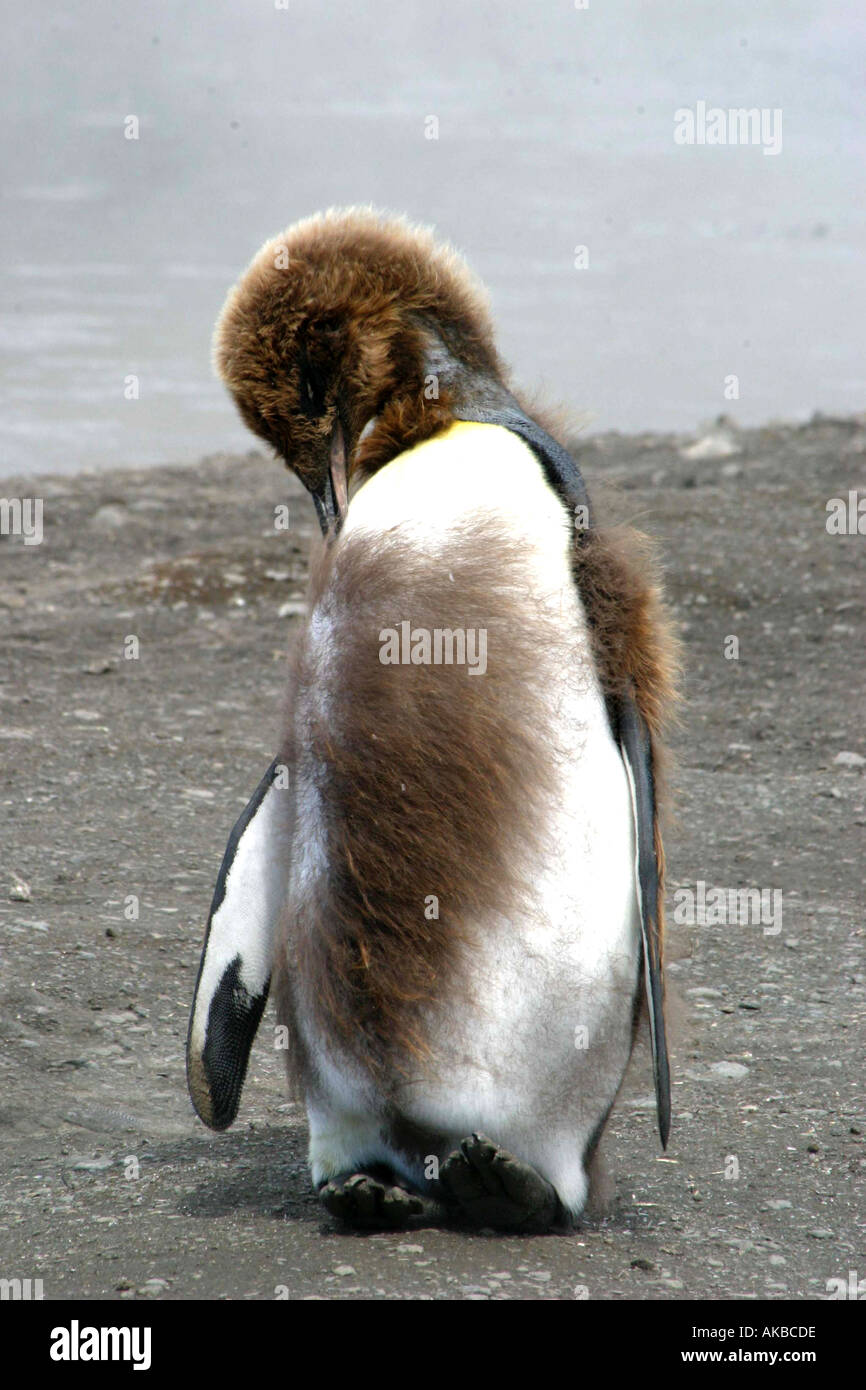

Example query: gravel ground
[1,414,863,1301]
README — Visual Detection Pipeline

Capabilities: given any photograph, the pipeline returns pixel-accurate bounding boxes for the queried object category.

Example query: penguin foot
[319,1171,426,1230]
[439,1133,567,1233]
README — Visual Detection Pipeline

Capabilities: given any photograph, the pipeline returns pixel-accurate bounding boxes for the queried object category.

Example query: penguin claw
[439,1133,566,1233]
[319,1172,426,1230]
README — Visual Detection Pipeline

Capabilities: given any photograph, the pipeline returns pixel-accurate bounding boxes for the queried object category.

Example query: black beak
[312,419,349,539]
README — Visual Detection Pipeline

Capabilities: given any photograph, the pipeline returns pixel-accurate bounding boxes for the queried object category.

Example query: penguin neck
[422,322,512,405]
[352,319,516,482]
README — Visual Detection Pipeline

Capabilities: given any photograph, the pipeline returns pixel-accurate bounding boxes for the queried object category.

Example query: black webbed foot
[319,1168,427,1230]
[439,1133,568,1233]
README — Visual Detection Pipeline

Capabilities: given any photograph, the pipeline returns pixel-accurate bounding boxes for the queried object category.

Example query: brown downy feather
[570,522,682,946]
[572,527,679,739]
[275,521,575,1091]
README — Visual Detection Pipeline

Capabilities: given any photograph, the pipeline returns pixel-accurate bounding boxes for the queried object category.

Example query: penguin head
[213,207,502,536]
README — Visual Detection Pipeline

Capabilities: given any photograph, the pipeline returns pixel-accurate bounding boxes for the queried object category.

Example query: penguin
[186,208,678,1232]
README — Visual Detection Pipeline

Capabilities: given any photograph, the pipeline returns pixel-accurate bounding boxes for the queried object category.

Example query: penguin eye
[310,316,341,338]
[301,372,317,412]
[297,340,329,418]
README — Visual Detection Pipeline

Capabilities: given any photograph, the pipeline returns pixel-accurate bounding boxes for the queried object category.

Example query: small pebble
[709,1061,750,1080]
[138,1277,170,1296]
[679,433,741,461]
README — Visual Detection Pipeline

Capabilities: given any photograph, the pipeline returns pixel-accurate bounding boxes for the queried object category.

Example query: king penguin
[186,208,678,1232]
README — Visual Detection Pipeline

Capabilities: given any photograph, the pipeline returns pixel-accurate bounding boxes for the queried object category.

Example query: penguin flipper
[617,694,671,1149]
[186,758,294,1130]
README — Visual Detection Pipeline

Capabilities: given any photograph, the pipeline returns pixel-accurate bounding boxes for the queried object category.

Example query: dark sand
[1,415,863,1299]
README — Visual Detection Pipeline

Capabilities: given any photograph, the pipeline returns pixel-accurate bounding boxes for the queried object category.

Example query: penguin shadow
[163,1124,668,1239]
[167,1127,548,1237]
[170,1125,322,1225]
[169,1129,448,1237]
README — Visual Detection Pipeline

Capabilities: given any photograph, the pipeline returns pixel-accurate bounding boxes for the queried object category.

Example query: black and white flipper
[617,693,671,1148]
[186,758,294,1130]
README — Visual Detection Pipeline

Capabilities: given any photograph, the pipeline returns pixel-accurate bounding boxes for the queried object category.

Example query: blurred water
[2,0,863,476]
